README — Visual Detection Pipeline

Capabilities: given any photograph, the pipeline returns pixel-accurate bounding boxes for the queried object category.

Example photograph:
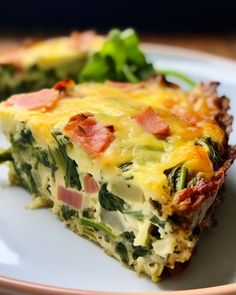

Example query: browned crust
[172,159,233,213]
[191,82,233,144]
[147,74,180,89]
[166,81,235,278]
[172,82,235,214]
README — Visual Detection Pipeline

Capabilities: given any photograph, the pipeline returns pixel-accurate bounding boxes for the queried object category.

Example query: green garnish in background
[80,28,155,83]
[80,28,196,87]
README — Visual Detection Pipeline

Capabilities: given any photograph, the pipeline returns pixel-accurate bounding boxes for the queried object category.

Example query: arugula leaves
[195,137,223,170]
[52,132,81,190]
[80,29,155,83]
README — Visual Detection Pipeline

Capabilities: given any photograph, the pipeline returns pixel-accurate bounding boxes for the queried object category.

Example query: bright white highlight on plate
[0,239,19,265]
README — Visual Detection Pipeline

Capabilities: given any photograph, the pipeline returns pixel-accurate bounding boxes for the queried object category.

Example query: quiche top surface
[0,78,226,212]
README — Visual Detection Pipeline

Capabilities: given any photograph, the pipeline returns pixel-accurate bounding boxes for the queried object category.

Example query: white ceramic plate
[0,44,236,295]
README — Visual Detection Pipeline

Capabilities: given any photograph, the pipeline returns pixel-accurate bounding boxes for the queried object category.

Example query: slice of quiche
[0,31,104,100]
[0,77,234,281]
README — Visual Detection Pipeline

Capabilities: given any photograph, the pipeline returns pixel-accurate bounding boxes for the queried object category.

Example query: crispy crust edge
[164,82,236,278]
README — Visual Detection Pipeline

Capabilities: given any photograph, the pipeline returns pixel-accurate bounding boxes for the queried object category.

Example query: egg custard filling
[0,77,234,281]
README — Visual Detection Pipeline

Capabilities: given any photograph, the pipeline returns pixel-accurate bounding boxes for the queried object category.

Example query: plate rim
[1,43,236,295]
[1,276,236,295]
[142,42,236,70]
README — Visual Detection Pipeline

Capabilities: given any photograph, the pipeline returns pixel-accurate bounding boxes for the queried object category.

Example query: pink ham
[5,89,59,111]
[83,174,99,193]
[134,106,170,138]
[64,113,115,156]
[57,185,83,209]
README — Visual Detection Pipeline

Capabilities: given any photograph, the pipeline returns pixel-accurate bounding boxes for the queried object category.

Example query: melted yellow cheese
[0,81,224,204]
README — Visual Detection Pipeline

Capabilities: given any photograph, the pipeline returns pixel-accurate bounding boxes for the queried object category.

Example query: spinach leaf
[123,209,144,221]
[10,127,34,149]
[22,163,37,194]
[164,165,188,193]
[82,209,95,219]
[116,242,129,264]
[52,132,81,190]
[80,217,117,239]
[149,199,163,216]
[99,183,126,212]
[14,162,37,194]
[150,215,165,229]
[33,148,50,167]
[80,29,155,83]
[195,137,223,170]
[132,245,149,260]
[61,205,77,220]
[33,147,58,180]
[121,231,135,243]
[0,148,13,163]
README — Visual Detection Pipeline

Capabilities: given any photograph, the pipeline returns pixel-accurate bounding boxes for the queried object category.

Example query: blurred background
[1,0,236,58]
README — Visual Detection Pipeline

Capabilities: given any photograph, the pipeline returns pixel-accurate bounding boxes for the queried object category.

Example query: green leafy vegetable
[99,183,126,212]
[116,242,129,263]
[80,217,116,239]
[0,148,13,163]
[32,148,57,179]
[0,57,87,101]
[119,161,133,172]
[121,231,135,243]
[195,137,223,170]
[156,69,196,88]
[14,162,37,194]
[80,28,155,83]
[82,209,95,219]
[164,165,188,193]
[149,199,162,216]
[123,209,144,221]
[176,166,188,191]
[132,245,149,260]
[52,132,81,190]
[10,126,58,179]
[10,127,34,149]
[61,205,77,220]
[21,163,37,194]
[150,215,165,229]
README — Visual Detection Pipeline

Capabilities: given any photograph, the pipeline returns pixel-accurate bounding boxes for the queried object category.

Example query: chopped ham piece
[57,185,83,209]
[83,174,99,193]
[134,106,170,137]
[64,113,114,156]
[5,89,59,111]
